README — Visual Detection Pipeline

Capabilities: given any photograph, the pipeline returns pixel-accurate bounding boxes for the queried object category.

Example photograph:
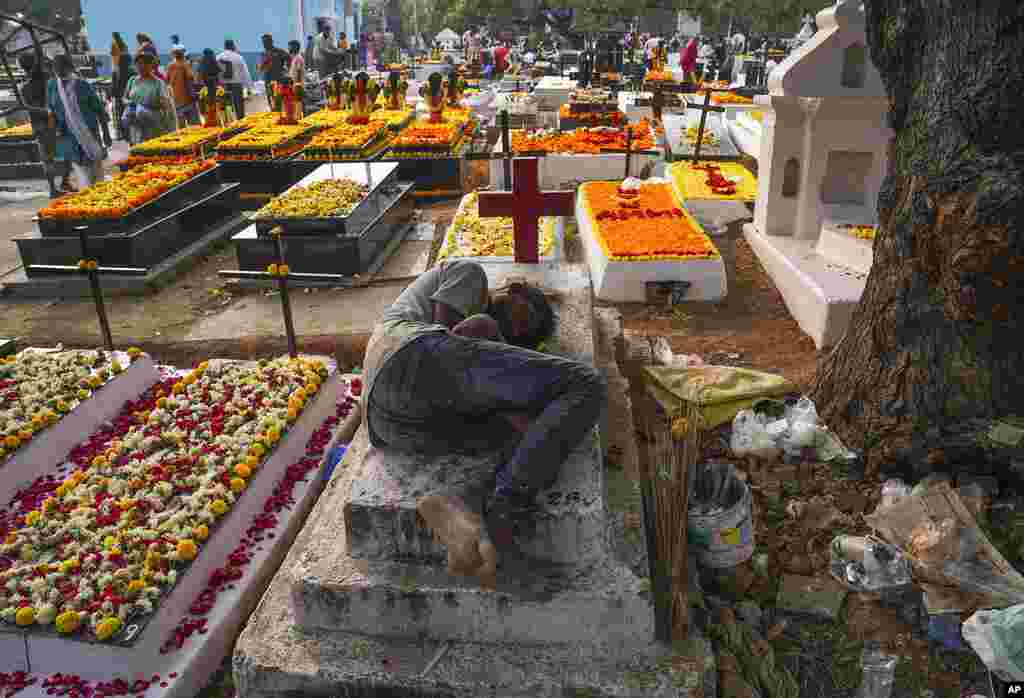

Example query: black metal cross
[218,230,346,358]
[686,89,726,164]
[28,229,147,351]
[598,126,660,179]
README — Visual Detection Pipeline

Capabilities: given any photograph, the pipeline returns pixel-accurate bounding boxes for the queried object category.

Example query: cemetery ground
[0,187,1003,698]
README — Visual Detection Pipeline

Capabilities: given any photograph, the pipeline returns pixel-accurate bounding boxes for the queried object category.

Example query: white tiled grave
[0,361,358,698]
[489,136,659,190]
[744,0,890,349]
[0,351,160,496]
[576,185,727,303]
[532,76,577,110]
[726,111,763,163]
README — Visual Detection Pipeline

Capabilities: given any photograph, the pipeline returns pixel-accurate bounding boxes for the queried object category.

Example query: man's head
[224,39,236,52]
[172,48,185,61]
[288,40,301,55]
[171,34,180,45]
[488,283,554,349]
[262,34,274,50]
[136,50,158,77]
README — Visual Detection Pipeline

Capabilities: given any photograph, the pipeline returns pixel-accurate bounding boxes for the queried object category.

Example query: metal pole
[500,109,512,191]
[624,127,632,180]
[78,229,114,351]
[692,89,712,164]
[274,235,299,358]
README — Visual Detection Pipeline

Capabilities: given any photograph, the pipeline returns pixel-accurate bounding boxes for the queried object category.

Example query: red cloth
[680,38,698,74]
[493,46,509,72]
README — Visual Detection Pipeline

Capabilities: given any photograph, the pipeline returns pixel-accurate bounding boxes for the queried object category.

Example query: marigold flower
[95,616,122,641]
[234,463,252,479]
[15,607,35,626]
[24,510,40,526]
[55,610,81,634]
[176,539,199,561]
[230,477,247,493]
[193,524,210,541]
[209,499,228,516]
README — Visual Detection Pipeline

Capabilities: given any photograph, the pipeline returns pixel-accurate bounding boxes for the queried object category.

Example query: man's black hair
[225,39,236,51]
[489,283,555,349]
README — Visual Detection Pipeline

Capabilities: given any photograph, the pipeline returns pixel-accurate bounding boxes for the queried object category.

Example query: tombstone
[743,0,892,349]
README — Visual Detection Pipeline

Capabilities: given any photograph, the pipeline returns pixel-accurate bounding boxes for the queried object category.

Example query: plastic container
[857,644,897,698]
[322,443,348,482]
[880,479,912,509]
[830,535,912,593]
[688,462,755,568]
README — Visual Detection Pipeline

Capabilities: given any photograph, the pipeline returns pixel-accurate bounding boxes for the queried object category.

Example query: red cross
[477,158,575,263]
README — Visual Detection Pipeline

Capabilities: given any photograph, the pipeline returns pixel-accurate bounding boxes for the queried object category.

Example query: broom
[640,390,702,643]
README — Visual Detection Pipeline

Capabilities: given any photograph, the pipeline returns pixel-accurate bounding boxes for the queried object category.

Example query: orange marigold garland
[512,121,656,155]
[580,181,719,261]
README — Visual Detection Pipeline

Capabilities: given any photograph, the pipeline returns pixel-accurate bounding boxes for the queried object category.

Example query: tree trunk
[810,0,1024,475]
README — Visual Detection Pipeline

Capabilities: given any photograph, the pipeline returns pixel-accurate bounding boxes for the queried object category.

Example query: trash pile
[730,396,858,465]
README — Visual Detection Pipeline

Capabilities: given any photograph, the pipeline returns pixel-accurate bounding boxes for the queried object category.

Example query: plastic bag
[962,604,1024,681]
[730,409,780,459]
[879,479,911,509]
[829,535,912,592]
[784,396,818,427]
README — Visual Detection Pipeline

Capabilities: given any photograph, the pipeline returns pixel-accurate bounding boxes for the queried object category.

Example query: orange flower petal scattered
[511,121,655,155]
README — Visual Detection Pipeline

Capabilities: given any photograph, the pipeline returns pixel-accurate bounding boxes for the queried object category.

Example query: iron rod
[217,270,346,281]
[274,236,298,358]
[500,110,512,191]
[29,265,148,275]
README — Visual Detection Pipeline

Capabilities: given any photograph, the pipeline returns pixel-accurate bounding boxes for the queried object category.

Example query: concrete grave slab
[743,222,866,349]
[346,430,606,566]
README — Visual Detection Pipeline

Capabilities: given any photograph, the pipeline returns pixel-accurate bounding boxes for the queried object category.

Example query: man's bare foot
[417,494,498,584]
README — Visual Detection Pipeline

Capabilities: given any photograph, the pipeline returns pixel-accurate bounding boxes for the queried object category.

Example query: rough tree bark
[811,0,1024,474]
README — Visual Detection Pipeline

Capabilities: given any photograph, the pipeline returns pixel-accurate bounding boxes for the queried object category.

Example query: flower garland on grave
[511,120,656,155]
[579,179,719,261]
[38,160,216,219]
[252,179,370,219]
[711,92,753,105]
[0,381,361,698]
[215,124,312,161]
[437,191,558,261]
[0,357,329,643]
[0,351,117,465]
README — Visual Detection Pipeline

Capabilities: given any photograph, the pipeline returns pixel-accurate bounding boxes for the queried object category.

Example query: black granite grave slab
[35,165,224,237]
[0,139,40,165]
[376,155,462,192]
[16,182,241,273]
[253,164,400,236]
[215,159,321,201]
[233,181,414,276]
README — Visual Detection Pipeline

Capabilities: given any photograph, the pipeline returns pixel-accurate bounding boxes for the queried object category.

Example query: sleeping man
[361,260,606,584]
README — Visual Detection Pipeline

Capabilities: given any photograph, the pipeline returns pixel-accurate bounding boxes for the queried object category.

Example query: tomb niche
[782,157,800,198]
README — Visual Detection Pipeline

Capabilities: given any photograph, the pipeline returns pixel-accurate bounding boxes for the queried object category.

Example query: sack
[219,59,234,81]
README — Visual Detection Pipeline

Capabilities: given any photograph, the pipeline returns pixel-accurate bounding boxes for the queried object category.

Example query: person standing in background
[680,35,698,84]
[122,50,176,144]
[217,40,252,120]
[314,23,344,75]
[337,32,351,70]
[48,54,108,190]
[262,35,291,109]
[196,48,221,121]
[304,35,315,70]
[135,34,166,81]
[20,53,72,196]
[110,32,133,139]
[358,33,368,68]
[166,47,198,125]
[288,40,306,99]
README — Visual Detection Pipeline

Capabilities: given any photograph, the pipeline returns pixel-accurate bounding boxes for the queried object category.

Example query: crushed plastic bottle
[857,644,897,698]
[880,479,912,509]
[830,535,913,593]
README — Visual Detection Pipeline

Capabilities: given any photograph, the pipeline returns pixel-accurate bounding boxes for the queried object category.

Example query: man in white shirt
[217,40,253,119]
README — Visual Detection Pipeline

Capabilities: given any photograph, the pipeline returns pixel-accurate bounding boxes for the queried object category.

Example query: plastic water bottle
[857,645,896,698]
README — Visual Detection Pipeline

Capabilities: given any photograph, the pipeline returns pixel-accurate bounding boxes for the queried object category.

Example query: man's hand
[432,301,464,330]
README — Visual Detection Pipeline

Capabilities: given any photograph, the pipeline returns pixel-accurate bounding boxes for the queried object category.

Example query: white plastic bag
[879,479,912,509]
[784,396,819,428]
[962,605,1024,681]
[730,409,780,459]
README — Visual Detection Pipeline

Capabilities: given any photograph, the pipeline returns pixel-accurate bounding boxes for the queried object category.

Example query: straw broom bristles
[641,394,702,642]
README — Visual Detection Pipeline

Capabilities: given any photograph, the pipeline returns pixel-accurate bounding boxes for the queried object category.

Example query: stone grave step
[240,542,716,698]
[292,549,652,660]
[345,428,607,567]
